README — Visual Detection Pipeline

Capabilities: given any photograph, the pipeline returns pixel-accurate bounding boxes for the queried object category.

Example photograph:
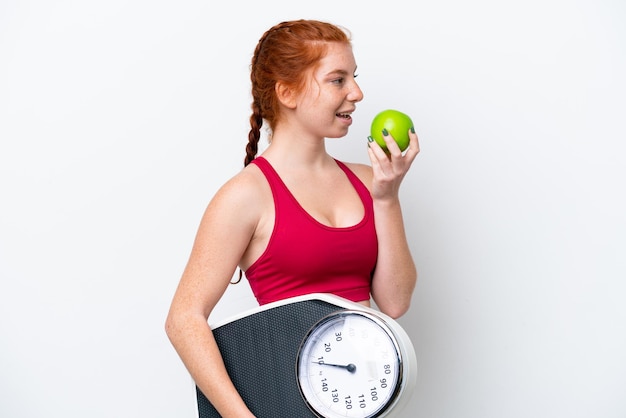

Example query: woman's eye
[332,78,344,85]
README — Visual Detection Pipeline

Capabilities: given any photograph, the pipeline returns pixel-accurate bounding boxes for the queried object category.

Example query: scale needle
[313,361,357,373]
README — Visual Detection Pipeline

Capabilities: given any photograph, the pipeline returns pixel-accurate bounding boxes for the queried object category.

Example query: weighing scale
[196,293,417,418]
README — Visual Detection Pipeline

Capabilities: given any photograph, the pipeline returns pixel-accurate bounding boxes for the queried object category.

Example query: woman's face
[295,42,364,139]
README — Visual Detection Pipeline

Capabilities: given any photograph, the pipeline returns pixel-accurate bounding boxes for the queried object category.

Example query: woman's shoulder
[207,162,271,221]
[340,161,373,190]
[214,162,268,204]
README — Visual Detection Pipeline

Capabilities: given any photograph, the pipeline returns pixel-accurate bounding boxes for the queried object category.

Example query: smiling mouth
[336,113,352,119]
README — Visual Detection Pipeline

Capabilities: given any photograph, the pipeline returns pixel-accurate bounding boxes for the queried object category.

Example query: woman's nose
[349,81,364,102]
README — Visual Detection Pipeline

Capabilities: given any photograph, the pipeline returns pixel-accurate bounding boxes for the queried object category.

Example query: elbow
[164,313,175,342]
[375,270,417,319]
[374,294,412,319]
[383,302,411,319]
[165,305,211,347]
[164,309,183,344]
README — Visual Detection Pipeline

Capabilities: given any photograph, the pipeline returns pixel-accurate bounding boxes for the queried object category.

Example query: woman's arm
[365,128,420,318]
[165,171,262,417]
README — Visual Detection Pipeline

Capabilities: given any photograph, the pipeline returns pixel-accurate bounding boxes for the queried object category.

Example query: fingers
[367,135,389,163]
[367,128,420,199]
[403,128,420,164]
[367,128,420,166]
[382,130,404,158]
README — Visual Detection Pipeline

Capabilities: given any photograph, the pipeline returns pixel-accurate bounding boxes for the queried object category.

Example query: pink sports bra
[245,156,378,305]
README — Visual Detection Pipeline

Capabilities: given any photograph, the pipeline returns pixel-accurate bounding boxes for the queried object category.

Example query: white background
[1,0,625,417]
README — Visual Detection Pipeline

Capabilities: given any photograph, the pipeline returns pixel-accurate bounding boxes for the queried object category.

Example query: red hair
[244,20,352,166]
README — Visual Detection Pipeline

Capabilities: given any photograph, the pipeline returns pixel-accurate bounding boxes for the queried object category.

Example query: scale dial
[297,310,403,418]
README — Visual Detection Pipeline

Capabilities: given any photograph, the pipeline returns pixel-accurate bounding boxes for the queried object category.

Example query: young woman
[165,19,420,417]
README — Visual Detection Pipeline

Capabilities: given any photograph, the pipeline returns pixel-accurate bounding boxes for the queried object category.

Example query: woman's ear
[275,82,297,109]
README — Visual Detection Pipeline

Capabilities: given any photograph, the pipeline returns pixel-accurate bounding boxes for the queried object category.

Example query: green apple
[370,109,414,151]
